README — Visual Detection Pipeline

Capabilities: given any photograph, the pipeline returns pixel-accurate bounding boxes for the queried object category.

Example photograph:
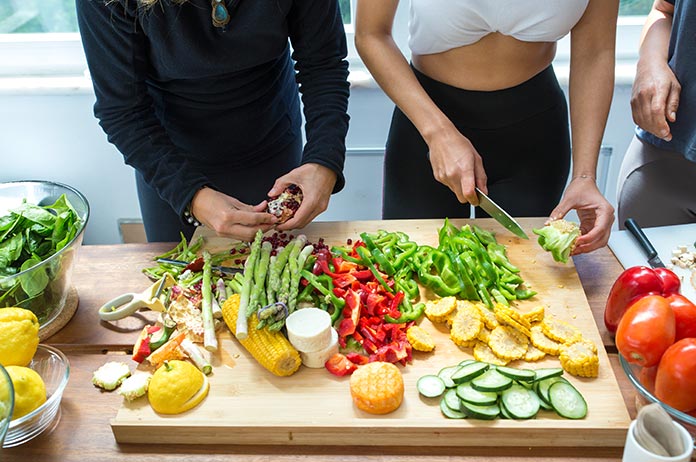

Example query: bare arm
[551,0,618,254]
[631,0,678,140]
[354,0,487,204]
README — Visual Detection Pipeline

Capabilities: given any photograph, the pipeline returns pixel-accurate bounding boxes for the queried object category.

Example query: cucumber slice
[537,394,553,411]
[536,376,568,405]
[460,401,500,420]
[471,368,513,392]
[455,382,498,406]
[451,361,489,384]
[443,388,462,411]
[440,396,467,419]
[500,384,540,419]
[417,375,446,398]
[458,359,476,367]
[499,403,513,419]
[548,381,588,419]
[496,366,535,382]
[437,365,460,388]
[532,367,564,382]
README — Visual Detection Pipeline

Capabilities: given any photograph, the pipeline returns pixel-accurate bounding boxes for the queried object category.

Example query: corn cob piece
[487,325,529,362]
[523,344,546,362]
[406,325,435,352]
[520,305,546,325]
[449,302,482,348]
[541,317,582,345]
[529,324,563,356]
[493,303,531,329]
[494,309,532,338]
[474,302,499,330]
[472,341,509,366]
[559,339,599,378]
[221,294,301,377]
[477,326,491,343]
[424,296,458,323]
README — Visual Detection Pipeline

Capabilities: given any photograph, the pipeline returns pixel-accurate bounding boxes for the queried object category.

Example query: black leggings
[136,136,303,242]
[383,65,571,219]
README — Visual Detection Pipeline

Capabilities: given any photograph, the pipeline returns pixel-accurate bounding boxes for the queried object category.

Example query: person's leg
[617,135,696,228]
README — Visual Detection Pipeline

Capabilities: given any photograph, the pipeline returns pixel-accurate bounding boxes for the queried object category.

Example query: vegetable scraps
[0,194,84,322]
[532,219,580,264]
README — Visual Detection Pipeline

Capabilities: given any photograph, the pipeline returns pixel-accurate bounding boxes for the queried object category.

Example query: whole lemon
[148,360,208,415]
[5,365,46,419]
[0,308,40,367]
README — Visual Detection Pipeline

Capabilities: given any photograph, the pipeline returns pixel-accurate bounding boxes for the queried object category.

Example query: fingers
[666,81,681,123]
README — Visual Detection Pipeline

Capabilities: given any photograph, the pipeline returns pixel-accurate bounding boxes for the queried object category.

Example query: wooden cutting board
[111,218,630,447]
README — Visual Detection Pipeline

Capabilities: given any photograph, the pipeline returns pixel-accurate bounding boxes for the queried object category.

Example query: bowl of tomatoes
[619,349,696,450]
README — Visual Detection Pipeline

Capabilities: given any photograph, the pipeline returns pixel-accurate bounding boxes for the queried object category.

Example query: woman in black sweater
[76,0,350,242]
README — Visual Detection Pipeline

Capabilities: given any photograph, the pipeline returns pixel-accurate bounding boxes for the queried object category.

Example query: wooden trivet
[39,287,78,341]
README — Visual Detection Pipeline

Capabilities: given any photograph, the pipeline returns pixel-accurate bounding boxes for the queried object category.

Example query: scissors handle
[98,293,144,321]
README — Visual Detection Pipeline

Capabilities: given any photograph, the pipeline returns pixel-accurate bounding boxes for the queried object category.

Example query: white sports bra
[408,0,590,55]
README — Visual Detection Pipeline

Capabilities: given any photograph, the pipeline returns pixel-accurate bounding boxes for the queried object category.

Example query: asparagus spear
[201,250,218,351]
[288,244,315,313]
[236,229,264,339]
[249,241,272,316]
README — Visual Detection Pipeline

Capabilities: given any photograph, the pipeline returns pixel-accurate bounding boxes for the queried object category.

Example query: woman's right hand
[190,187,277,242]
[426,126,488,205]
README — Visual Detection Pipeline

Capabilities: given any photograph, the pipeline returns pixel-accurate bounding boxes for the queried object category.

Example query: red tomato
[666,293,696,340]
[325,353,358,377]
[615,295,676,367]
[638,365,658,394]
[654,338,696,413]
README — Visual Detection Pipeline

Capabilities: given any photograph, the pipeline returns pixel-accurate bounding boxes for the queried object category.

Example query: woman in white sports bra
[356,0,617,256]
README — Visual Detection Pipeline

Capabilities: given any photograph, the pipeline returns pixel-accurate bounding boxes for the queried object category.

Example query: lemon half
[6,365,46,419]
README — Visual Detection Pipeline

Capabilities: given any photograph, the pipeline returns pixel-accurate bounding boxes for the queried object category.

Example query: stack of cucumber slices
[416,360,587,420]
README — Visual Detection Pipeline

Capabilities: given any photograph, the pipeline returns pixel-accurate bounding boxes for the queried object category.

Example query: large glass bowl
[619,354,696,450]
[0,364,14,446]
[3,344,70,448]
[0,180,89,331]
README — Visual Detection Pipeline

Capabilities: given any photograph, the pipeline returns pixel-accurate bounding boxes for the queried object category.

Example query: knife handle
[624,218,658,260]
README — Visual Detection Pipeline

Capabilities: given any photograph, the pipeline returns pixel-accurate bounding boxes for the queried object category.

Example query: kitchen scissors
[98,273,176,321]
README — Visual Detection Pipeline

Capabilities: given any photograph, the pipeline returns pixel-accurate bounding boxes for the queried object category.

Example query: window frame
[0,1,647,83]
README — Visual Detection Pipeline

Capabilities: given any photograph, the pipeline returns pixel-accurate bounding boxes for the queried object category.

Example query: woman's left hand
[268,163,337,230]
[549,177,615,255]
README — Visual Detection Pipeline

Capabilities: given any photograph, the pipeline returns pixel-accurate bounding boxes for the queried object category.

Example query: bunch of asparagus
[233,230,315,339]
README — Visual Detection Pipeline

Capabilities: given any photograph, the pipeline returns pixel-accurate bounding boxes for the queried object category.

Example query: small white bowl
[3,344,70,448]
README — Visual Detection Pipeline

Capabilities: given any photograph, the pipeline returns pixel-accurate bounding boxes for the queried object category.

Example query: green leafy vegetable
[0,194,84,322]
[532,219,581,264]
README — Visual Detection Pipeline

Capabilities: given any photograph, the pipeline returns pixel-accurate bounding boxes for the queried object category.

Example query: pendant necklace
[211,0,230,28]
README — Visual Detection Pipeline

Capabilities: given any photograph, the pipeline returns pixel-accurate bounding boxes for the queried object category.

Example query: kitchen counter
[3,219,637,461]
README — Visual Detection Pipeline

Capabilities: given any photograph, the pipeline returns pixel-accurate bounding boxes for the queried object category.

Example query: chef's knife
[156,258,243,275]
[624,218,665,268]
[475,188,529,239]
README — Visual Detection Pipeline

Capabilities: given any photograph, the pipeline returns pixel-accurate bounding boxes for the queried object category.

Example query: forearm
[568,48,615,179]
[355,33,453,144]
[638,2,674,66]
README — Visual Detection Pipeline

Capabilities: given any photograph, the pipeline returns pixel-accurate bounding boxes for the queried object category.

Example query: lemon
[5,365,46,420]
[0,307,40,367]
[148,360,208,415]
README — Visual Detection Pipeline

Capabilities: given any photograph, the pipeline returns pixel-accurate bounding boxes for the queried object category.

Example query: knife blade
[475,188,529,239]
[156,258,243,275]
[624,218,665,268]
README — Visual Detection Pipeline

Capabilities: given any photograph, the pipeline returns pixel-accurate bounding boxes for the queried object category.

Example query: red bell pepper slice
[604,266,681,333]
[337,289,361,337]
[345,352,369,365]
[325,353,358,376]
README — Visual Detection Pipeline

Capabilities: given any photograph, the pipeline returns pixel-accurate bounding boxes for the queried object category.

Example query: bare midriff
[412,32,557,91]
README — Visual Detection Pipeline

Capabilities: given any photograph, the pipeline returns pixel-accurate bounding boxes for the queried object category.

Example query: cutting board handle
[624,218,658,260]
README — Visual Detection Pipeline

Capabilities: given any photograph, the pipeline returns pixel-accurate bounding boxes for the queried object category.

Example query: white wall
[0,76,637,245]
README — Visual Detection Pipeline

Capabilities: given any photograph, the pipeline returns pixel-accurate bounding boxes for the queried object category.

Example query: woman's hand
[268,163,337,231]
[427,126,488,205]
[631,59,681,141]
[549,177,615,255]
[191,187,277,242]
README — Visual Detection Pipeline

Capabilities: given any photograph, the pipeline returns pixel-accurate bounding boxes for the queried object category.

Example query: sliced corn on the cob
[529,324,563,356]
[473,341,509,366]
[449,302,483,348]
[487,325,529,362]
[407,325,435,352]
[541,317,583,345]
[559,339,599,378]
[424,296,458,323]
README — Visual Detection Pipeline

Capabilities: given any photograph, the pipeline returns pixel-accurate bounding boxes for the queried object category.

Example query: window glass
[0,0,353,34]
[619,0,653,16]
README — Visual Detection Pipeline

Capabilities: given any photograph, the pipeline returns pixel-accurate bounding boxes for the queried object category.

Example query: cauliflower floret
[532,219,581,264]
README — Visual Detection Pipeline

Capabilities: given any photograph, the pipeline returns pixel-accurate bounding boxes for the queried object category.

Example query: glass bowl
[0,364,14,446]
[619,353,696,450]
[3,344,70,448]
[0,180,90,331]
